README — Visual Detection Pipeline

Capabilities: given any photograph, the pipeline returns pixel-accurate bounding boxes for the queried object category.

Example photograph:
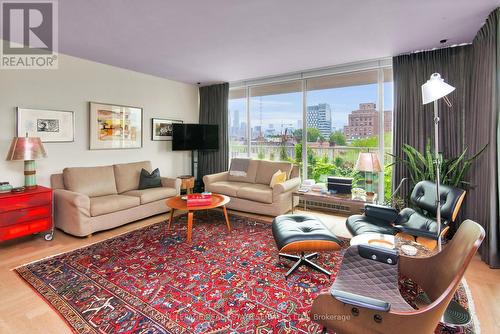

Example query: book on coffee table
[186,194,212,207]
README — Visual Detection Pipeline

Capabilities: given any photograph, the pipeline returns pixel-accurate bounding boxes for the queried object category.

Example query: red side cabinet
[0,186,53,242]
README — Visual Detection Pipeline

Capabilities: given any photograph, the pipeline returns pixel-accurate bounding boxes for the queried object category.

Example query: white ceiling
[59,0,500,84]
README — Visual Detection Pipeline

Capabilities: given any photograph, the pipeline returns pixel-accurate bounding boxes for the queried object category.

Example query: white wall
[0,53,199,187]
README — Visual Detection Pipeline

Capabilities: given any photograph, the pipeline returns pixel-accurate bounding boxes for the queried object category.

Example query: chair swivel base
[279,252,332,278]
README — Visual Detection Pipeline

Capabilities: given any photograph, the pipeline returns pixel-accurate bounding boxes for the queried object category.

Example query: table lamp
[355,152,381,196]
[421,72,455,252]
[6,135,47,189]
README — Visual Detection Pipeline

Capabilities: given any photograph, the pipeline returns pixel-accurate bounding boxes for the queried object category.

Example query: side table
[0,186,54,242]
[178,175,195,194]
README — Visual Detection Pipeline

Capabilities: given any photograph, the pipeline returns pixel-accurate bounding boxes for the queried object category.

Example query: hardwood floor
[0,210,498,333]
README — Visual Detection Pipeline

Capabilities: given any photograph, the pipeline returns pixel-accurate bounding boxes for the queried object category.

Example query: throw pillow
[270,169,287,188]
[138,168,162,189]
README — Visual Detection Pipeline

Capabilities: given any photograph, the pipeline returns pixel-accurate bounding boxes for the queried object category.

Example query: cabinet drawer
[0,217,51,241]
[0,192,51,213]
[0,205,51,227]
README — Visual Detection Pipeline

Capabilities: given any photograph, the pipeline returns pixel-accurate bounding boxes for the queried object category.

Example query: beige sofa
[203,159,301,216]
[50,161,180,237]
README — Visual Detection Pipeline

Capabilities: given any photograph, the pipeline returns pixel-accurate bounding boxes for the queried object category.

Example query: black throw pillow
[138,168,162,190]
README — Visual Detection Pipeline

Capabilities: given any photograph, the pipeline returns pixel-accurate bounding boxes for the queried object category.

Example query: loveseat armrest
[203,171,229,185]
[273,177,301,195]
[161,177,181,195]
[364,204,399,223]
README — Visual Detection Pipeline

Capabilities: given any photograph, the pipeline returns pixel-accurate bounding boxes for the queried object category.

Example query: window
[248,81,303,161]
[228,64,393,200]
[228,88,248,159]
[305,69,380,187]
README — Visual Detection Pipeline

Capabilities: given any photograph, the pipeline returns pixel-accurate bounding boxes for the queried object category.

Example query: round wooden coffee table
[166,194,231,242]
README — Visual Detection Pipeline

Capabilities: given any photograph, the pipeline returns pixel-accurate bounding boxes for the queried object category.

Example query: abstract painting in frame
[89,102,143,150]
[151,118,182,141]
[17,107,74,142]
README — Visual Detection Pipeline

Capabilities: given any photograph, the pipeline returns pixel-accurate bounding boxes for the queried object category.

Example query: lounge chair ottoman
[272,214,343,278]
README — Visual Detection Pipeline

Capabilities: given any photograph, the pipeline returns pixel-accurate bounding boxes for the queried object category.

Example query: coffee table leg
[223,206,231,232]
[187,211,193,242]
[168,208,175,229]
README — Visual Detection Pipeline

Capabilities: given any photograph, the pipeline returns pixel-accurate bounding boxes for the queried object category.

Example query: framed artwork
[151,118,182,141]
[16,107,74,142]
[89,102,143,150]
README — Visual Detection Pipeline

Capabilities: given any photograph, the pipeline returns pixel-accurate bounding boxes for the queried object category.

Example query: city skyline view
[229,82,394,139]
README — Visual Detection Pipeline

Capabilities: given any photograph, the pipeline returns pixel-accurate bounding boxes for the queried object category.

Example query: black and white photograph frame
[151,118,183,141]
[16,107,75,142]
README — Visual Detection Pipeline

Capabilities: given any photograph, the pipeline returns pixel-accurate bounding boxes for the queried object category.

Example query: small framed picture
[17,108,75,142]
[89,102,143,150]
[151,118,182,141]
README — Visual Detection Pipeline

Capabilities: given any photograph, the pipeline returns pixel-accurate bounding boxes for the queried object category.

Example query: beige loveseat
[50,161,180,237]
[203,159,301,216]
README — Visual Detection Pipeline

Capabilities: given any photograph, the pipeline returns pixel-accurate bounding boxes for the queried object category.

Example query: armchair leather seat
[346,215,397,236]
[346,181,466,241]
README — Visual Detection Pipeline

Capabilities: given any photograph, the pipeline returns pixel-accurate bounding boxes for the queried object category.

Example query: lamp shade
[421,73,455,105]
[6,137,47,161]
[355,152,381,172]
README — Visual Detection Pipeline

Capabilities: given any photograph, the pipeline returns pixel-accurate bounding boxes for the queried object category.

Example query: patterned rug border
[461,278,481,333]
[15,266,92,334]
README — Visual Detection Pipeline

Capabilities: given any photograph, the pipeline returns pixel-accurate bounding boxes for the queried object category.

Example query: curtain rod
[396,43,471,57]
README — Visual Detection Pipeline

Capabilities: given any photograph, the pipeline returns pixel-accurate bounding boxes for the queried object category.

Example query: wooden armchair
[310,219,485,334]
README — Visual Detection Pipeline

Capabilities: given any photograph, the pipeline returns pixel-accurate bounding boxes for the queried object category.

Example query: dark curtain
[392,9,500,267]
[392,46,471,198]
[198,83,229,179]
[465,9,500,267]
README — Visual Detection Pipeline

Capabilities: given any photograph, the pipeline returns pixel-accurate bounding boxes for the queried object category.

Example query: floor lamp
[421,73,455,251]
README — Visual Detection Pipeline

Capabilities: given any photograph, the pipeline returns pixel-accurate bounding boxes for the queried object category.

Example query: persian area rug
[16,213,478,333]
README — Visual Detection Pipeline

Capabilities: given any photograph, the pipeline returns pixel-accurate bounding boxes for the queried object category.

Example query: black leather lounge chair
[346,181,466,247]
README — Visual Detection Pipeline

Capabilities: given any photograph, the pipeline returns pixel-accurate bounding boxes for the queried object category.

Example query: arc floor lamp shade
[422,73,456,104]
[6,136,47,188]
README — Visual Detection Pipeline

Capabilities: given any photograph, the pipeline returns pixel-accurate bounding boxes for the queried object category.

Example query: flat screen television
[172,124,219,151]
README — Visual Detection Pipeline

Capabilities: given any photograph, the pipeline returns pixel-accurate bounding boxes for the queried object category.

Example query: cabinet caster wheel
[44,233,53,241]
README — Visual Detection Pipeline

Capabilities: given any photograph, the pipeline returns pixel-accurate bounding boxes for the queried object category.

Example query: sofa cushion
[63,165,117,197]
[270,170,287,188]
[114,161,153,193]
[138,168,162,190]
[237,184,273,204]
[123,187,177,204]
[255,160,293,185]
[205,181,249,197]
[227,159,259,183]
[89,195,140,217]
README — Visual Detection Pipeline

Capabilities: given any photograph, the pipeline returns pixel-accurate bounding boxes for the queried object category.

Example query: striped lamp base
[24,160,37,189]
